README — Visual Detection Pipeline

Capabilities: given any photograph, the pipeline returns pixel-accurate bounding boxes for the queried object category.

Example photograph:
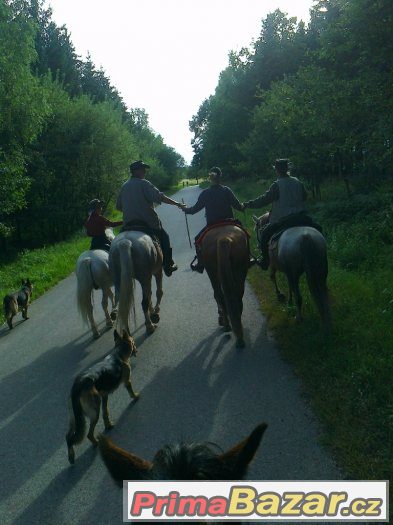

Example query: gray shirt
[116,177,163,230]
[245,176,307,224]
[185,184,243,225]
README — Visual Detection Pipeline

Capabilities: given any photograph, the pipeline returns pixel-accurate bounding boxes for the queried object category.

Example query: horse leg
[102,289,113,328]
[210,276,230,331]
[150,271,163,324]
[88,309,100,339]
[108,288,117,321]
[290,275,303,322]
[141,280,156,335]
[270,267,286,302]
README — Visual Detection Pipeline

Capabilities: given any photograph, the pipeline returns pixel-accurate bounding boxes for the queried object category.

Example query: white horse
[76,229,118,338]
[109,231,163,336]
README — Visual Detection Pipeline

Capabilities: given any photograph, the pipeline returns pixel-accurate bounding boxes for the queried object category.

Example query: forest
[0,0,185,251]
[190,0,392,196]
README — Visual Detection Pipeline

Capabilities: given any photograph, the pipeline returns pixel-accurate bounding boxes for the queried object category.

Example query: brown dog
[66,330,139,464]
[3,279,33,329]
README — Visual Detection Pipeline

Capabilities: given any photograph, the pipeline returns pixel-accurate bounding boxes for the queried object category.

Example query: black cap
[209,166,222,177]
[130,160,150,172]
[273,159,289,173]
[88,198,104,211]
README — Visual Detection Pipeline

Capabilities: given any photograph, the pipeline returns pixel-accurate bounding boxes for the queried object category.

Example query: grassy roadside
[224,177,393,489]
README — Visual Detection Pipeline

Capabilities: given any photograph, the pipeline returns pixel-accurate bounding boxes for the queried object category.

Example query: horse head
[98,423,267,485]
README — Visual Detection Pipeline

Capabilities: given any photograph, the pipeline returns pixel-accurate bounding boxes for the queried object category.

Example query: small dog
[3,279,33,330]
[66,329,139,464]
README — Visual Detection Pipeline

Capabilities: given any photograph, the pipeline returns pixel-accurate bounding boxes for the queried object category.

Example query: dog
[66,329,139,464]
[3,279,33,330]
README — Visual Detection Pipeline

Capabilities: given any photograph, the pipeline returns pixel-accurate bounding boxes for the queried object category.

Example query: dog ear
[218,423,267,479]
[98,435,152,486]
[113,329,121,343]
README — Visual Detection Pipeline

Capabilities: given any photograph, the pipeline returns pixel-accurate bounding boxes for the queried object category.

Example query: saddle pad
[121,224,160,245]
[196,220,250,247]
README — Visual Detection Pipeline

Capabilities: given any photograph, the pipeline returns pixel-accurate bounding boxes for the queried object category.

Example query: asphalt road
[0,186,340,525]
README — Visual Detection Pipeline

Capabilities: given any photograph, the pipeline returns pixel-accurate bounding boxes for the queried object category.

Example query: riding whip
[182,198,192,249]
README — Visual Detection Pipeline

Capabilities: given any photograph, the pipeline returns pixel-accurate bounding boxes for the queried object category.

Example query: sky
[46,0,314,164]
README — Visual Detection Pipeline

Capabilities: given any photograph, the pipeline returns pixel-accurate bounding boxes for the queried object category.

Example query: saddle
[121,222,161,248]
[268,213,322,245]
[196,219,250,248]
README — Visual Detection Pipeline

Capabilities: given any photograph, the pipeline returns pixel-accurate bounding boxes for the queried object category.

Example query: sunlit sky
[46,0,314,164]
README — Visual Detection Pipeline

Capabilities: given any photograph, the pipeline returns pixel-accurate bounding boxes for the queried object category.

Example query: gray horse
[76,229,117,338]
[254,213,330,326]
[109,231,163,336]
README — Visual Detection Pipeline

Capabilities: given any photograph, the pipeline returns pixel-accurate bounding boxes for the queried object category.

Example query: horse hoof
[110,310,117,321]
[106,320,114,328]
[150,312,160,324]
[236,339,245,349]
[146,324,156,335]
[93,331,101,339]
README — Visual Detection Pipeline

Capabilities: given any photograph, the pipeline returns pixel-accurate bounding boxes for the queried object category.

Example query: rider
[243,159,314,270]
[181,166,248,273]
[85,199,123,252]
[116,160,183,277]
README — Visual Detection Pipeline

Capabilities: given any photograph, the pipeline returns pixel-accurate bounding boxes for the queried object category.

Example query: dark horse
[200,224,249,348]
[254,213,330,326]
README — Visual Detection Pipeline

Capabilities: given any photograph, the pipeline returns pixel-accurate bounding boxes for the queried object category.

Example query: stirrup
[190,256,204,274]
[256,257,269,270]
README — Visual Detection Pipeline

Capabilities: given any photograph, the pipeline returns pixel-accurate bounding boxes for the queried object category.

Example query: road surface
[0,186,340,524]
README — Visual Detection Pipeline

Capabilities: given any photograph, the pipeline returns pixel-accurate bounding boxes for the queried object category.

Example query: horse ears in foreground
[98,423,267,486]
[98,434,152,487]
[218,422,267,479]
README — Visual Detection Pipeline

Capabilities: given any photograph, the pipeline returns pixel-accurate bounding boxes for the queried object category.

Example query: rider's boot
[256,244,270,270]
[163,248,178,277]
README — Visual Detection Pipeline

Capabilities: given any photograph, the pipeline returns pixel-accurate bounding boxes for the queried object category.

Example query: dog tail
[76,257,94,325]
[66,377,91,456]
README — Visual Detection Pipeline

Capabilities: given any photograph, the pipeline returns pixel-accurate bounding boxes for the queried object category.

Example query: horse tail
[217,237,244,343]
[76,257,94,325]
[117,239,135,333]
[301,233,331,326]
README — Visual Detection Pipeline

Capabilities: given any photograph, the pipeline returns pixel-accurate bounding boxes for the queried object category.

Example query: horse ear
[113,330,121,343]
[218,423,267,479]
[252,215,258,224]
[98,435,152,487]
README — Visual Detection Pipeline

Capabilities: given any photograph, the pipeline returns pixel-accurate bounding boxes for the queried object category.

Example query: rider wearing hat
[85,199,123,252]
[243,159,315,270]
[116,160,183,277]
[181,166,246,273]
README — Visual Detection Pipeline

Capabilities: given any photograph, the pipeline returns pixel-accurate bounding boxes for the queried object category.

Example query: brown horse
[254,213,330,326]
[200,225,249,348]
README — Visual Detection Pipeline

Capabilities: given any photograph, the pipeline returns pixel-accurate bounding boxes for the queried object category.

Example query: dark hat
[130,160,150,172]
[273,159,289,172]
[209,166,222,177]
[88,198,103,211]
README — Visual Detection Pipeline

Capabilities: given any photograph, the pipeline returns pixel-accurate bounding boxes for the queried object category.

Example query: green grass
[0,231,89,325]
[226,177,393,489]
